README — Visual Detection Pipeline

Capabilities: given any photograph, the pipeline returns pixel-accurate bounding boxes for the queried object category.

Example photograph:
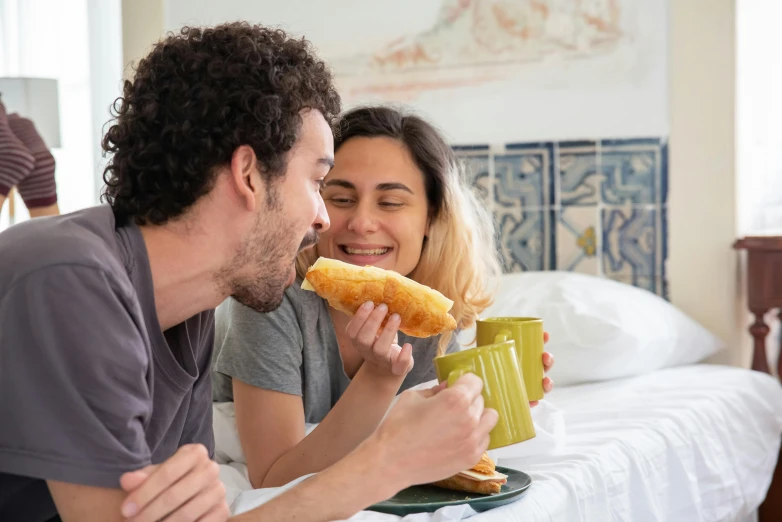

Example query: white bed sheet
[227,364,782,522]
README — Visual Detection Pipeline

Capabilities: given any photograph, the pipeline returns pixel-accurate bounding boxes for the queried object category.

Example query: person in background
[212,106,555,488]
[0,23,496,522]
[0,96,59,217]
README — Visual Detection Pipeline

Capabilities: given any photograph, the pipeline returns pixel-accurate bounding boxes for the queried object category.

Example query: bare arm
[231,437,398,522]
[234,361,404,488]
[232,374,498,522]
[47,481,126,522]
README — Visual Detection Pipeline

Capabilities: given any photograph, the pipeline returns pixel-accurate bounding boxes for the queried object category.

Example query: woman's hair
[101,22,341,225]
[295,106,501,354]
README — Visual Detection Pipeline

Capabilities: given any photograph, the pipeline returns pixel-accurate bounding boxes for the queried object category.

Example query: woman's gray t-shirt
[212,281,459,423]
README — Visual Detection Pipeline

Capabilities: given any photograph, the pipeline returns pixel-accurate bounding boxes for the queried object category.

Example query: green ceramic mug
[433,332,536,449]
[476,317,545,402]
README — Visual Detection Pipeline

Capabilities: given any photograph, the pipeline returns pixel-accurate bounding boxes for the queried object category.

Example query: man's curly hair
[101,22,341,225]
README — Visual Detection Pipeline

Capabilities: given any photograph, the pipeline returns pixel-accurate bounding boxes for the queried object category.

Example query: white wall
[122,0,165,79]
[669,0,743,366]
[165,0,669,144]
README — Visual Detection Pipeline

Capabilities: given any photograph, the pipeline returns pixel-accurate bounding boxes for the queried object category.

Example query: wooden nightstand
[733,235,782,376]
[734,234,782,522]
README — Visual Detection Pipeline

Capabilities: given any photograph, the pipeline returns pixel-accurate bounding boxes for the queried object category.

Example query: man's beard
[218,211,320,314]
[298,228,320,252]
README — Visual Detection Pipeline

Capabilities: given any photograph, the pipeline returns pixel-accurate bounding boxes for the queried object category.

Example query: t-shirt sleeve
[213,295,304,396]
[0,265,152,488]
[179,310,216,457]
[444,331,462,355]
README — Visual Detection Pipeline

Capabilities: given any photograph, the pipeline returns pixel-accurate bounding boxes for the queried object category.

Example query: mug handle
[447,366,471,388]
[494,329,513,344]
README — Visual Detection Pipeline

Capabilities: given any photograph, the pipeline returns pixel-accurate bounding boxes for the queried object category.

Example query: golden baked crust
[470,452,496,475]
[302,258,457,338]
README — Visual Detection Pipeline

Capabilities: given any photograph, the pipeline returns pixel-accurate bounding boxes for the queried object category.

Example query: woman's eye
[328,197,354,205]
[379,201,404,208]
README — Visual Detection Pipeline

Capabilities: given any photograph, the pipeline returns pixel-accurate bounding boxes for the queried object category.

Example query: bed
[219,272,782,521]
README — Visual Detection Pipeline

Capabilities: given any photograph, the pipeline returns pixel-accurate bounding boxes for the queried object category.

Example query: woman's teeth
[343,247,389,255]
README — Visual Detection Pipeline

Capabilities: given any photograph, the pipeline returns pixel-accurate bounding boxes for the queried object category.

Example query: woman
[212,106,554,488]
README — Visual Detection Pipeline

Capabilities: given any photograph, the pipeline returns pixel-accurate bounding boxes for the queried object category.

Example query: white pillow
[457,271,725,386]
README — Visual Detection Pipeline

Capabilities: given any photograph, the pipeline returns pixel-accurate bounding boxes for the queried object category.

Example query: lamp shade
[0,77,61,148]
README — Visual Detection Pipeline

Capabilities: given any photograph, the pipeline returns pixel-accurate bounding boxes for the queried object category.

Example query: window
[0,0,121,230]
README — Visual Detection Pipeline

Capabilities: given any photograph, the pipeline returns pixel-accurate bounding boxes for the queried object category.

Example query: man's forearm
[47,481,128,522]
[233,437,402,522]
[262,364,403,487]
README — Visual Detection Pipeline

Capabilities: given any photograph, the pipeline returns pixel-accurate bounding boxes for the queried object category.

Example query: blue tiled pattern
[454,138,668,297]
[459,154,491,204]
[602,207,660,279]
[559,141,599,206]
[556,206,600,274]
[494,143,554,209]
[600,139,666,205]
[495,208,549,272]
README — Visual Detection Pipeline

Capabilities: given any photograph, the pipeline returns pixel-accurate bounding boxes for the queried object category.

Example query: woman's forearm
[259,364,404,487]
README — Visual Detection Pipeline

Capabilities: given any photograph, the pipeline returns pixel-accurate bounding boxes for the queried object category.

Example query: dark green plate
[367,466,531,516]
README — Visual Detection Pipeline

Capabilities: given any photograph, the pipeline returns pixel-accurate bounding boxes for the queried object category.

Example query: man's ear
[229,145,261,212]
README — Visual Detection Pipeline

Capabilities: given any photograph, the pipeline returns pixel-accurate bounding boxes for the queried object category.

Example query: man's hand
[119,444,229,522]
[371,373,498,487]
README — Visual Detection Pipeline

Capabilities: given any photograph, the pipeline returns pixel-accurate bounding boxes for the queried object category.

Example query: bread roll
[301,257,457,338]
[430,453,507,495]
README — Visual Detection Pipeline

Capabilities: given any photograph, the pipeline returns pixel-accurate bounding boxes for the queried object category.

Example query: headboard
[455,138,668,299]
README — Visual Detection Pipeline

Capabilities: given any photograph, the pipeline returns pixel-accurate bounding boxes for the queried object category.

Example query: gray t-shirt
[212,282,459,423]
[0,206,215,522]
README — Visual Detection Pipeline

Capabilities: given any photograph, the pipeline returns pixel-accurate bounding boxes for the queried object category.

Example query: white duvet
[222,364,782,522]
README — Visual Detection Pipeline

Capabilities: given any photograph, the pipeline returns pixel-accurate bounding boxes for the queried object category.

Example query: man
[0,23,497,522]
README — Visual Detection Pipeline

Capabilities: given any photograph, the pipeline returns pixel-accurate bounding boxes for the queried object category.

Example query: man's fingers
[543,376,554,393]
[447,373,484,400]
[193,500,232,522]
[132,461,221,522]
[543,331,550,343]
[417,381,447,398]
[121,445,206,518]
[478,407,499,433]
[467,391,485,421]
[120,464,158,492]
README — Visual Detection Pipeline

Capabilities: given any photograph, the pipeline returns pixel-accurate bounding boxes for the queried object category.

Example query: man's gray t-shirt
[0,206,215,522]
[212,282,459,423]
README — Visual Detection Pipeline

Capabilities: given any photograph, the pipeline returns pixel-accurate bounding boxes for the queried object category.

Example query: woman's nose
[347,204,379,235]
